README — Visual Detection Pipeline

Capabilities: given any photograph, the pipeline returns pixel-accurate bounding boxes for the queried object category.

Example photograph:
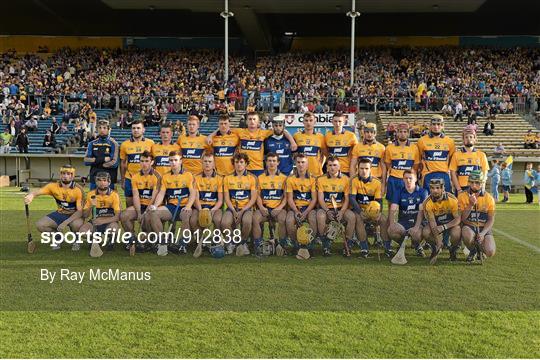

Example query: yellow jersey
[449,147,489,188]
[84,189,121,218]
[223,171,258,209]
[458,190,495,228]
[417,133,455,176]
[286,173,316,209]
[176,134,210,175]
[524,133,536,144]
[350,176,382,210]
[161,170,194,207]
[324,130,358,173]
[351,141,385,178]
[316,173,350,209]
[293,131,326,176]
[41,181,84,214]
[131,170,161,206]
[195,171,223,209]
[151,142,180,176]
[423,193,459,226]
[232,128,273,171]
[258,172,287,209]
[120,137,155,179]
[384,141,420,179]
[211,130,240,176]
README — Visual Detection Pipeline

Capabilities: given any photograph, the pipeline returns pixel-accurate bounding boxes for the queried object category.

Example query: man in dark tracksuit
[84,120,119,189]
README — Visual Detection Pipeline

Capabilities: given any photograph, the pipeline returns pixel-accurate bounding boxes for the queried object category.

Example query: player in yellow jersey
[176,115,210,176]
[422,178,461,265]
[417,115,455,192]
[458,170,496,263]
[252,152,288,256]
[284,153,318,255]
[449,125,489,194]
[316,155,355,257]
[222,152,258,255]
[207,112,297,176]
[148,151,196,255]
[119,120,155,207]
[350,123,386,188]
[208,114,239,176]
[79,172,121,251]
[350,159,391,258]
[384,123,420,202]
[192,152,224,230]
[151,123,180,176]
[293,112,326,176]
[324,112,358,176]
[24,165,84,251]
[120,151,161,252]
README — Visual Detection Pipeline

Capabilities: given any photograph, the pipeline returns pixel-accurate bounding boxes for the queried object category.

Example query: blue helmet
[211,246,225,259]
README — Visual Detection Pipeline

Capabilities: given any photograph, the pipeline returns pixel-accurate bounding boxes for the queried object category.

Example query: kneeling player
[79,172,121,252]
[350,158,390,258]
[148,151,196,255]
[221,152,258,255]
[120,151,161,253]
[23,165,84,250]
[252,152,288,256]
[458,170,496,263]
[316,155,356,257]
[422,178,461,264]
[387,170,428,257]
[285,153,317,257]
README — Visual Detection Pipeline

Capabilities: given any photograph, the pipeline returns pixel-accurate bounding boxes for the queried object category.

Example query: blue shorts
[90,182,115,191]
[95,224,109,233]
[46,211,71,226]
[248,169,264,177]
[386,176,404,202]
[201,204,213,210]
[398,218,416,231]
[124,178,133,197]
[140,205,148,214]
[502,185,511,192]
[423,172,451,193]
[166,204,184,220]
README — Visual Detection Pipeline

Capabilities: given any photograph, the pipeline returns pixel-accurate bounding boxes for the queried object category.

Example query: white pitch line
[493,228,540,253]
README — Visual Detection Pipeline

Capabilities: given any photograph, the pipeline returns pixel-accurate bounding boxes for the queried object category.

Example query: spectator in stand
[24,116,38,132]
[42,130,56,148]
[487,159,501,202]
[483,119,495,136]
[453,100,463,122]
[386,121,396,141]
[50,118,60,134]
[0,128,13,153]
[58,122,69,134]
[524,130,537,149]
[15,127,29,153]
[124,112,134,129]
[500,161,512,202]
[493,142,506,158]
[441,103,453,116]
[523,162,535,204]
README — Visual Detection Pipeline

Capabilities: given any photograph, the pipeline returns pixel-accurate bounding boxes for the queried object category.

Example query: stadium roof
[1,0,539,51]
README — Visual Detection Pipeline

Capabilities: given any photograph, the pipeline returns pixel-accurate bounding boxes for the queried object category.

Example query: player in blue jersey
[264,117,293,175]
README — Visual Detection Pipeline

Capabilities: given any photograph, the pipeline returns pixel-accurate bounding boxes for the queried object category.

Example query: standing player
[23,165,84,250]
[350,159,391,258]
[264,117,294,175]
[192,152,224,231]
[458,170,496,262]
[119,120,155,207]
[417,115,455,192]
[119,151,161,252]
[324,113,358,176]
[285,153,318,256]
[384,123,420,203]
[221,152,258,255]
[252,152,288,255]
[422,178,461,264]
[151,123,180,176]
[350,123,386,193]
[293,112,326,177]
[78,172,121,250]
[449,125,489,193]
[176,115,210,176]
[316,155,356,256]
[209,114,239,176]
[84,120,119,190]
[387,170,428,257]
[148,151,196,255]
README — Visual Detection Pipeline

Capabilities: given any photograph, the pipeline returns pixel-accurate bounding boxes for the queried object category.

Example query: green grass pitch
[0,187,538,358]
